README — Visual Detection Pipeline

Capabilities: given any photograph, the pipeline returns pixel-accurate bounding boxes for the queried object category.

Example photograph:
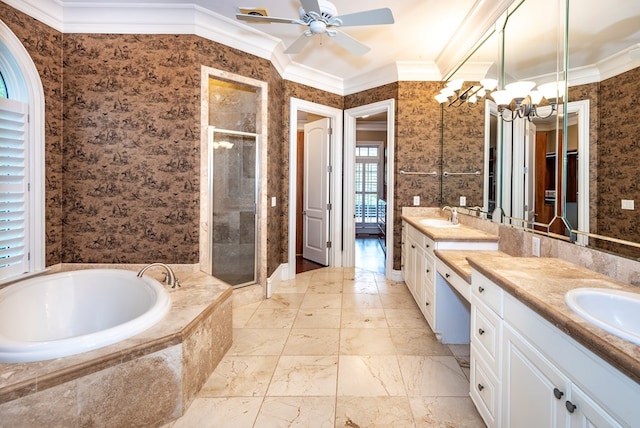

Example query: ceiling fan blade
[235,13,300,24]
[300,0,322,15]
[284,33,313,54]
[330,30,370,56]
[333,8,395,27]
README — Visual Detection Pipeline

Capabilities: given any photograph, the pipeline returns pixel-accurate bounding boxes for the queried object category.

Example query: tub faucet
[137,263,181,288]
[442,206,459,225]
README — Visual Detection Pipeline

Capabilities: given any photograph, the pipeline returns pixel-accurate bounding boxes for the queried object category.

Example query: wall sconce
[490,80,565,122]
[435,78,498,107]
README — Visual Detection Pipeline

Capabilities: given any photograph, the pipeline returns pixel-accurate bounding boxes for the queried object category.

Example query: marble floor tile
[230,328,289,356]
[384,308,430,329]
[389,329,453,356]
[337,355,406,397]
[171,397,262,428]
[398,356,470,397]
[245,308,298,329]
[379,291,419,309]
[258,293,304,310]
[199,355,279,397]
[267,356,338,396]
[307,281,344,294]
[341,308,388,329]
[293,308,342,329]
[409,396,486,427]
[254,396,335,428]
[342,279,379,294]
[339,328,397,355]
[283,329,340,356]
[169,266,486,428]
[232,307,257,328]
[335,396,416,428]
[342,293,383,309]
[300,293,343,309]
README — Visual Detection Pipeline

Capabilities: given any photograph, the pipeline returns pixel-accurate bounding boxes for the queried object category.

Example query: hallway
[169,267,484,427]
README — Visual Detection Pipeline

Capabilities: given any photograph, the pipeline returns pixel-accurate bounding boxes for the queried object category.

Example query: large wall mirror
[439,0,640,260]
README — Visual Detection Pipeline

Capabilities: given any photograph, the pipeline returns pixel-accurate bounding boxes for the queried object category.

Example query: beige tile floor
[168,267,486,427]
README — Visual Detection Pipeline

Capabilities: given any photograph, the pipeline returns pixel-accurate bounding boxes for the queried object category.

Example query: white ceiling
[6,0,640,94]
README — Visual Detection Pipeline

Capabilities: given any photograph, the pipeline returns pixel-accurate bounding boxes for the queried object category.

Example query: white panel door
[303,118,331,265]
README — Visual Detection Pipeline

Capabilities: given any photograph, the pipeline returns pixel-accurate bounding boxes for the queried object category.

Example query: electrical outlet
[413,196,420,206]
[271,196,276,207]
[622,199,635,210]
[532,236,541,257]
[460,196,466,206]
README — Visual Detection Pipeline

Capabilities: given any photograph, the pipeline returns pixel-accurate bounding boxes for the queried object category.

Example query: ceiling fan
[235,0,394,56]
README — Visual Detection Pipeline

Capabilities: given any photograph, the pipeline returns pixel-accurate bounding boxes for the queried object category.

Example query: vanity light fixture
[490,80,565,122]
[435,78,498,108]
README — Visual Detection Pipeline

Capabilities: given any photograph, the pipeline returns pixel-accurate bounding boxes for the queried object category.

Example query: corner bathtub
[0,269,171,363]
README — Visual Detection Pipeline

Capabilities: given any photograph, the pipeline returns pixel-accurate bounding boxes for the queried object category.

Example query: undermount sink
[564,287,640,345]
[419,218,459,228]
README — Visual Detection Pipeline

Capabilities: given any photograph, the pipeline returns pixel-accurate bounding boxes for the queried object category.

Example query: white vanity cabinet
[470,271,640,428]
[402,221,435,327]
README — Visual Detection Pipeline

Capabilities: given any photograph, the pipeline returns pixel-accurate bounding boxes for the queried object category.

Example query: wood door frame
[287,98,343,280]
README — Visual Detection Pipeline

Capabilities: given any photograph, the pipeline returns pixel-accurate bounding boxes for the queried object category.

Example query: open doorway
[354,115,388,274]
[345,99,396,279]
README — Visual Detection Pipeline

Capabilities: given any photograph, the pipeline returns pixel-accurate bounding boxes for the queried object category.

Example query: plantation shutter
[0,97,29,279]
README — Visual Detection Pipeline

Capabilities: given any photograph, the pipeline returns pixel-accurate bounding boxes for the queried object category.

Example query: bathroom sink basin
[419,218,459,228]
[564,287,640,345]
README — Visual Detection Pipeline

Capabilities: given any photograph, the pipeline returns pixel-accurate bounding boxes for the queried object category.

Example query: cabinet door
[503,324,567,428]
[568,385,622,428]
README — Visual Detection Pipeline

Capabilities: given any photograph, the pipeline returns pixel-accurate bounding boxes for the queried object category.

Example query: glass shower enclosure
[208,127,258,287]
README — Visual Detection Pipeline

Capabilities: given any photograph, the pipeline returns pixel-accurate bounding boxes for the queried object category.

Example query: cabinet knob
[425,301,430,306]
[565,401,576,413]
[411,244,415,249]
[477,383,484,391]
[426,269,430,273]
[425,244,430,248]
[478,328,485,335]
[478,286,485,293]
[553,388,564,400]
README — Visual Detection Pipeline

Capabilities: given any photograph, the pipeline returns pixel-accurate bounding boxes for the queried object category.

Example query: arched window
[0,71,7,98]
[0,21,45,282]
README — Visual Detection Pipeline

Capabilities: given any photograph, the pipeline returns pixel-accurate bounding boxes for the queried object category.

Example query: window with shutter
[0,97,29,279]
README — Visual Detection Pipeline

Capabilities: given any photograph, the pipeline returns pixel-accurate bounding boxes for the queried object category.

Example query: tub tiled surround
[0,266,233,427]
[403,207,640,287]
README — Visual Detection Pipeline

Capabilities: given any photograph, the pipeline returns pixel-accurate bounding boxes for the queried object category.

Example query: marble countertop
[403,215,499,242]
[466,254,640,385]
[435,250,510,283]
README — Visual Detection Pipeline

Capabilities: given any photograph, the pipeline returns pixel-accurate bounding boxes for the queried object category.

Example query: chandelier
[489,80,565,122]
[435,78,498,107]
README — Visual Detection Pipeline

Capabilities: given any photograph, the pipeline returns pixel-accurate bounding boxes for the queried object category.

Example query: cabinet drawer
[470,349,500,428]
[472,271,504,317]
[424,255,435,291]
[437,263,470,302]
[423,234,435,253]
[471,299,502,374]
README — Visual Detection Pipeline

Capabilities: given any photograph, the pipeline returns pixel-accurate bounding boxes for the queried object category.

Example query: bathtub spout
[137,263,181,288]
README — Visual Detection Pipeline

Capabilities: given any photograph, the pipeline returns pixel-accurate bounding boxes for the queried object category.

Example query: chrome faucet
[137,263,181,288]
[442,206,459,225]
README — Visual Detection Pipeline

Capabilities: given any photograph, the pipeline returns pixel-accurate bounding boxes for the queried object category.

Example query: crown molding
[343,63,399,96]
[2,0,64,30]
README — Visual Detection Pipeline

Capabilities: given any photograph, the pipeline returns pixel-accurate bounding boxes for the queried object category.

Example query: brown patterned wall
[0,3,64,266]
[597,67,640,259]
[442,87,485,208]
[1,3,287,275]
